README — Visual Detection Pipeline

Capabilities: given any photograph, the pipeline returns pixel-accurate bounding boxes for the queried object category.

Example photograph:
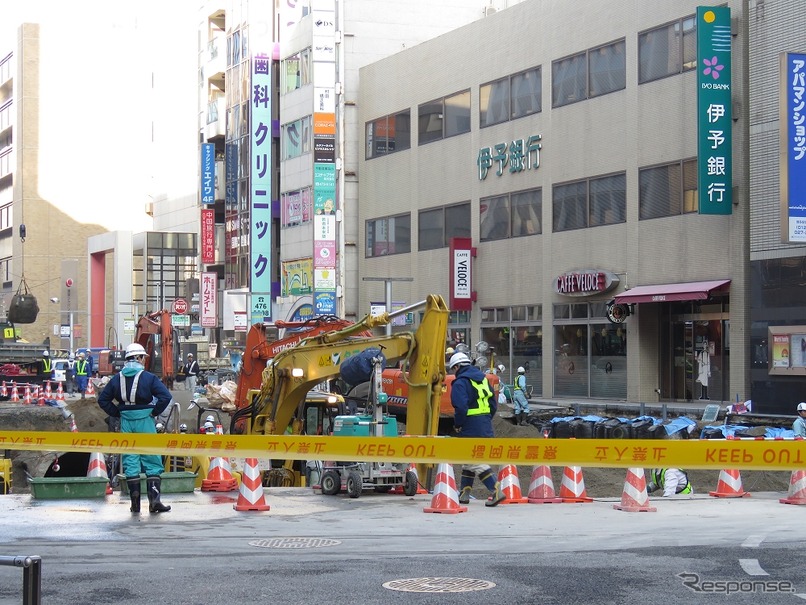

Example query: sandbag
[8,293,39,324]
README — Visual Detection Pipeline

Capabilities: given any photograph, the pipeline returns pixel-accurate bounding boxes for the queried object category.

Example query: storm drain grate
[248,537,342,549]
[382,577,496,593]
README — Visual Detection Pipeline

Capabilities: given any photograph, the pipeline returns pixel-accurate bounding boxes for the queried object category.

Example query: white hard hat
[43,350,49,357]
[203,421,215,431]
[798,402,806,412]
[517,366,525,373]
[497,364,506,373]
[205,414,215,423]
[448,352,471,370]
[179,423,188,432]
[125,343,148,359]
[155,422,165,432]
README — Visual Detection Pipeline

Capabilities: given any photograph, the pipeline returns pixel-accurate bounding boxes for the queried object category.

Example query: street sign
[173,298,189,315]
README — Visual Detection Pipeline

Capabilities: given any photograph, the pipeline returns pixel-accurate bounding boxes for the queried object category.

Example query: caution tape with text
[0,431,804,470]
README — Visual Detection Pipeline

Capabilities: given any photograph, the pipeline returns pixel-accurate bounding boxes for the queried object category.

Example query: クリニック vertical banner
[780,52,806,242]
[696,6,732,215]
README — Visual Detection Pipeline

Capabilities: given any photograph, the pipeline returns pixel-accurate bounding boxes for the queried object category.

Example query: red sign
[201,208,216,264]
[449,237,476,311]
[173,298,188,315]
[554,270,620,297]
[65,279,74,288]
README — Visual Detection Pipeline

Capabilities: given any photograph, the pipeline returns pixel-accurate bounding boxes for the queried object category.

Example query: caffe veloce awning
[613,279,731,305]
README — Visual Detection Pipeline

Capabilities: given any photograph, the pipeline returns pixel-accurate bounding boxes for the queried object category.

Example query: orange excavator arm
[134,310,177,385]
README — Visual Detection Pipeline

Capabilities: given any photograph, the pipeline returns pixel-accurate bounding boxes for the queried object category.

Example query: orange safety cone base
[499,495,529,504]
[613,502,656,512]
[561,496,593,503]
[709,490,750,498]
[779,497,806,505]
[528,496,564,504]
[234,501,271,512]
[423,499,468,514]
[202,479,239,492]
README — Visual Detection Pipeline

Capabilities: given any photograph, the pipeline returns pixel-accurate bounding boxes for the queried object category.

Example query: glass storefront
[553,302,627,399]
[480,305,543,397]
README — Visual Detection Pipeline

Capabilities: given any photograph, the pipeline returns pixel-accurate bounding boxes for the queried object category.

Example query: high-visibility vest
[514,374,526,391]
[654,469,693,494]
[466,377,493,416]
[43,358,51,373]
[76,360,89,376]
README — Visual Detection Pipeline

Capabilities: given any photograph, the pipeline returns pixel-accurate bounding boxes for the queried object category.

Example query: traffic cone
[496,464,529,504]
[559,466,593,503]
[0,382,6,398]
[201,456,239,492]
[779,470,806,505]
[56,382,65,401]
[86,379,95,396]
[613,468,656,512]
[423,463,467,514]
[23,384,32,405]
[10,383,18,403]
[709,468,750,498]
[45,381,52,398]
[69,417,78,432]
[234,458,271,511]
[527,465,563,504]
[87,453,113,494]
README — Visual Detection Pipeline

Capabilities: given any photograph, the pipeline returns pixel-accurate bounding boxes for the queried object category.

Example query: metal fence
[0,555,41,605]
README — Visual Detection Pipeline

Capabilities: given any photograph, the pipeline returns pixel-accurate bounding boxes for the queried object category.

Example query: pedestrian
[97,343,173,514]
[75,352,90,399]
[184,354,200,392]
[646,468,693,497]
[512,366,530,426]
[793,402,806,438]
[65,354,77,395]
[448,351,505,507]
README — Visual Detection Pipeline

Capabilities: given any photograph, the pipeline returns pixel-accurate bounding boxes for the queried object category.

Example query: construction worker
[793,403,806,438]
[444,346,455,366]
[646,468,693,497]
[41,350,52,378]
[75,352,90,399]
[512,366,530,426]
[65,354,77,394]
[97,343,173,514]
[184,353,200,392]
[448,351,505,507]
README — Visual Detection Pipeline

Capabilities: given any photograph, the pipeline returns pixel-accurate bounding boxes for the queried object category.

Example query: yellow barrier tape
[1,431,805,470]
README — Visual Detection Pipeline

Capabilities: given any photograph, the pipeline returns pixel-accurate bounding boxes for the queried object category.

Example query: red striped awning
[613,279,730,304]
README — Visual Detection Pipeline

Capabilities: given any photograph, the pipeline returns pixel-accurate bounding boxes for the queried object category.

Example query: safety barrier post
[0,555,42,605]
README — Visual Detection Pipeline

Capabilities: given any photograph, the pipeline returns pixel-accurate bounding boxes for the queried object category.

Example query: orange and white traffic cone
[201,457,239,492]
[56,382,65,401]
[496,464,529,504]
[10,383,19,403]
[779,470,806,505]
[0,381,6,398]
[23,384,32,405]
[423,463,467,514]
[86,379,95,396]
[45,381,52,399]
[709,469,750,498]
[69,417,78,432]
[87,453,113,494]
[559,466,593,503]
[613,468,656,512]
[234,458,271,511]
[527,465,563,504]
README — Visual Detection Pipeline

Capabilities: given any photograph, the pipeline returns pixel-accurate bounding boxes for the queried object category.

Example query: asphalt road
[1,486,805,605]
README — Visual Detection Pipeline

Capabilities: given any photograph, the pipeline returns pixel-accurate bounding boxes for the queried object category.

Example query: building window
[481,67,542,127]
[480,305,543,397]
[281,116,311,160]
[639,159,698,219]
[366,214,411,257]
[281,48,312,94]
[638,16,697,83]
[552,39,626,107]
[553,173,626,232]
[480,188,542,242]
[366,110,411,159]
[418,90,471,145]
[418,202,470,251]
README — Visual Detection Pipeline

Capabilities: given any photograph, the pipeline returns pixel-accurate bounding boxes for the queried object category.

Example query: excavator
[134,310,180,388]
[230,294,450,491]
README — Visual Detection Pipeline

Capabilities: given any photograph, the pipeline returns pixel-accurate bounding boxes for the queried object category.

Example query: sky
[2,1,199,232]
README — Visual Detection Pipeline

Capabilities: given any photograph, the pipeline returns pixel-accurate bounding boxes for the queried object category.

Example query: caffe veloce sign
[554,270,619,297]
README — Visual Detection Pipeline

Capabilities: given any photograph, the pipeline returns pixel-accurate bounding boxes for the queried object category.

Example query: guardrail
[0,555,42,605]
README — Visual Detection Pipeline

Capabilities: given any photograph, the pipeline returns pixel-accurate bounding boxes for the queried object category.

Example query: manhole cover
[383,577,496,593]
[248,538,341,549]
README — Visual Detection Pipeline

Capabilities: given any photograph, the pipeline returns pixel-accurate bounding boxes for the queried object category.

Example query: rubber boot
[127,479,141,513]
[458,469,475,504]
[520,413,528,426]
[146,477,171,513]
[486,481,505,507]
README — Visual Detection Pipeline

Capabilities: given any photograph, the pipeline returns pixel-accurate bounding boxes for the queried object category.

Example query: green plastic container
[117,472,198,495]
[29,477,109,499]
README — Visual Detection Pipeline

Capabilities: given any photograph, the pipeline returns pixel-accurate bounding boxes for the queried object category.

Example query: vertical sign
[781,52,806,242]
[696,6,732,214]
[312,0,338,318]
[201,208,216,264]
[201,143,215,205]
[200,272,218,328]
[250,54,273,324]
[449,237,474,311]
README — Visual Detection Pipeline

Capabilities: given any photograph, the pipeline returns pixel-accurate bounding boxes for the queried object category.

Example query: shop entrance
[660,302,728,402]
